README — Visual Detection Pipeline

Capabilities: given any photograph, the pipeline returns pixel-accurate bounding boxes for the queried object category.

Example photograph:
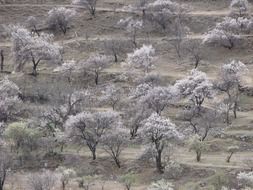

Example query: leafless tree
[184,40,203,68]
[73,0,98,16]
[104,40,124,63]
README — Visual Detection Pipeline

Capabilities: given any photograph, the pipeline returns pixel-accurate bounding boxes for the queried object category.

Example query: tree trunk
[226,152,234,163]
[130,126,138,139]
[114,53,118,63]
[156,150,163,173]
[0,50,4,72]
[196,151,201,162]
[95,71,99,85]
[114,157,121,168]
[62,181,66,190]
[226,109,230,125]
[92,150,96,160]
[233,102,237,119]
[32,64,38,76]
[60,144,64,152]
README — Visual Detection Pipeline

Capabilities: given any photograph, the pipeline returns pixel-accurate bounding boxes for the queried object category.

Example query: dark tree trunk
[226,152,234,163]
[95,70,99,85]
[114,157,121,168]
[156,150,163,173]
[196,151,201,162]
[233,102,237,119]
[0,50,4,72]
[114,53,118,63]
[62,181,66,190]
[92,150,96,160]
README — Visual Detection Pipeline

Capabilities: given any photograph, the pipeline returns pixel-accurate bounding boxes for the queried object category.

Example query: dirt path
[1,33,253,48]
[0,3,231,16]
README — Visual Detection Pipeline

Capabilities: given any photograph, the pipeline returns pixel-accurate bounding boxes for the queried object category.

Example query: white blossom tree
[217,17,253,34]
[0,78,21,122]
[126,44,155,73]
[100,84,122,110]
[175,69,213,111]
[146,0,187,31]
[65,111,118,160]
[148,179,174,190]
[237,171,253,188]
[10,26,62,76]
[80,53,111,85]
[73,0,98,16]
[140,113,182,173]
[230,0,249,17]
[117,17,143,47]
[216,60,248,124]
[189,134,206,162]
[47,7,76,35]
[140,86,178,115]
[54,60,77,83]
[28,170,56,190]
[26,16,40,36]
[56,167,76,190]
[203,17,243,50]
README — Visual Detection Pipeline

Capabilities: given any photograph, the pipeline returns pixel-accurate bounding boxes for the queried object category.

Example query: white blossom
[126,44,155,73]
[47,7,76,34]
[174,69,213,108]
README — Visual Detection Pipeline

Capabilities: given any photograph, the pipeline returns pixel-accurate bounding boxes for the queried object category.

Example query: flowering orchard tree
[126,44,155,73]
[146,0,187,31]
[10,25,62,76]
[80,53,111,85]
[100,84,122,110]
[216,60,248,124]
[140,86,178,115]
[175,69,213,111]
[189,134,206,162]
[73,0,98,16]
[141,113,182,173]
[117,17,143,47]
[203,27,240,49]
[65,111,118,160]
[56,167,76,190]
[26,16,40,36]
[54,60,77,83]
[0,78,21,122]
[47,7,76,35]
[230,0,249,17]
[101,125,129,168]
[129,82,153,99]
[237,171,253,188]
[217,17,253,34]
[148,179,174,190]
